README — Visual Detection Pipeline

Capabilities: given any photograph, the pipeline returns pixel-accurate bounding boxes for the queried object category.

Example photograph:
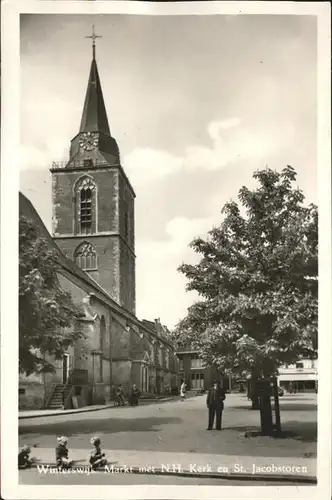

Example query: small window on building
[75,242,97,270]
[19,388,26,395]
[191,355,203,369]
[83,158,93,168]
[296,362,304,369]
[191,372,204,390]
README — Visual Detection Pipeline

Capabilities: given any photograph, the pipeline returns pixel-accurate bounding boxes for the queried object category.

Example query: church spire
[79,26,110,136]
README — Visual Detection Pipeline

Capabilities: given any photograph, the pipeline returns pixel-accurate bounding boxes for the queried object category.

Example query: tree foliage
[19,216,83,375]
[176,166,318,378]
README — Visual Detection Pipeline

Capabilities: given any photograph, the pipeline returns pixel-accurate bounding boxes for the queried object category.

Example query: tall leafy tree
[177,166,317,384]
[19,216,83,375]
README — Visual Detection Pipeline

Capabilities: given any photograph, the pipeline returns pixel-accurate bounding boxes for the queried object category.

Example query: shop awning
[278,373,317,382]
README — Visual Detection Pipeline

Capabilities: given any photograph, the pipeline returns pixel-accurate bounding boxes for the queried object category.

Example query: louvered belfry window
[75,176,96,235]
[80,188,92,233]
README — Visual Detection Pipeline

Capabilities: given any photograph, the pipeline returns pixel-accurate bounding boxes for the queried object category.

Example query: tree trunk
[260,392,273,435]
[273,377,282,435]
[250,379,259,409]
[249,369,260,410]
[258,366,275,436]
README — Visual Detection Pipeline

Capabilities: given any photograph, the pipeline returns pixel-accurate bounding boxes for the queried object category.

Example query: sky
[20,13,317,328]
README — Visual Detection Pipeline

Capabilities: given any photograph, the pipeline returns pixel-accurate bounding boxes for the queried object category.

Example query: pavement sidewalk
[26,447,316,483]
[19,397,174,420]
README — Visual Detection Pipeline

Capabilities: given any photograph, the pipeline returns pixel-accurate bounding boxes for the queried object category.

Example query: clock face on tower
[79,132,98,151]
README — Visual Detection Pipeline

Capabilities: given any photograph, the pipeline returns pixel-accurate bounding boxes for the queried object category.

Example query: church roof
[79,54,111,136]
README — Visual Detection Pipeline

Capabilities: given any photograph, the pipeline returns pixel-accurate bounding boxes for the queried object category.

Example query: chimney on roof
[154,318,162,335]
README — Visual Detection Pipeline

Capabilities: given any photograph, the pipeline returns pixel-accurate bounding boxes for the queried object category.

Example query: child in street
[89,436,107,470]
[55,436,72,469]
[18,445,33,469]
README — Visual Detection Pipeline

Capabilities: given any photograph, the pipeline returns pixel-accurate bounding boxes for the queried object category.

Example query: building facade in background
[19,40,179,410]
[175,348,318,394]
[176,347,232,392]
[277,358,318,392]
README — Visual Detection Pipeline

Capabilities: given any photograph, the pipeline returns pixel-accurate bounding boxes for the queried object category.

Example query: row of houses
[176,347,318,393]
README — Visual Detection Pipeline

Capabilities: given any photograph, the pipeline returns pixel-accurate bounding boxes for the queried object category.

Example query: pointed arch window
[74,242,97,271]
[74,176,97,235]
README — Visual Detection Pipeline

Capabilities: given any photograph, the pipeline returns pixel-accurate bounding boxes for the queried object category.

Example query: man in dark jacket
[129,384,140,407]
[206,381,226,430]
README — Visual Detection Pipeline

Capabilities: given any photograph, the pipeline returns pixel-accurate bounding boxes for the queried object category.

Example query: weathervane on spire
[85,25,102,60]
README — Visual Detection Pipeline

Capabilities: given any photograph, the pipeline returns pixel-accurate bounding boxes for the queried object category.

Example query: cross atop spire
[85,25,102,60]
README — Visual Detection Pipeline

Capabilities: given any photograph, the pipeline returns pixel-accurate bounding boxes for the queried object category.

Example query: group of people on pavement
[19,435,108,471]
[115,384,141,407]
[55,435,108,470]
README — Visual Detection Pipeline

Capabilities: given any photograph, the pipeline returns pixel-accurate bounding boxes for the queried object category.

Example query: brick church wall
[52,168,126,305]
[19,382,45,410]
[111,360,132,395]
[131,362,141,387]
[118,172,135,313]
[56,236,121,304]
[118,172,135,249]
[52,168,118,236]
[57,275,112,389]
[119,242,135,313]
[19,371,45,410]
[110,316,130,359]
[95,169,119,233]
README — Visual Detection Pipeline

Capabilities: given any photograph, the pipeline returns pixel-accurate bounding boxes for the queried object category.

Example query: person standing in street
[180,380,186,402]
[129,384,140,407]
[206,380,226,430]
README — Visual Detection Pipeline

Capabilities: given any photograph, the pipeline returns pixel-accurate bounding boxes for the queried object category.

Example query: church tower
[51,28,136,314]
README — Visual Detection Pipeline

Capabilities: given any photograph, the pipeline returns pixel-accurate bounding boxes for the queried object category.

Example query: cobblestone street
[19,392,317,484]
[19,393,317,457]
